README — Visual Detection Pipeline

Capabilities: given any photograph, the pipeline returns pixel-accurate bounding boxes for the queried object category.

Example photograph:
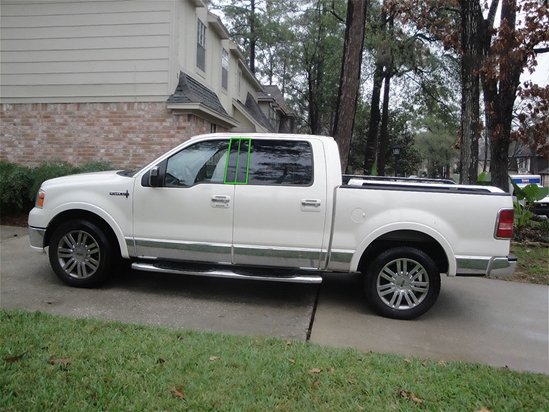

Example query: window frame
[221,48,229,90]
[196,19,206,72]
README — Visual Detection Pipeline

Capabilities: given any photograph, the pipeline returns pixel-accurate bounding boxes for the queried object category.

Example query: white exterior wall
[176,3,251,117]
[240,65,261,103]
[1,0,262,120]
[0,0,178,103]
[178,1,199,76]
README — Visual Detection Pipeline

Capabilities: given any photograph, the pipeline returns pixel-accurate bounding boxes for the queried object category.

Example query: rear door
[231,138,328,269]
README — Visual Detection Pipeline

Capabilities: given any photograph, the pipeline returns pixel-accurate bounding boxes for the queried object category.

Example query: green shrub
[1,160,114,216]
[28,160,79,205]
[510,178,549,231]
[77,160,115,174]
[0,161,34,214]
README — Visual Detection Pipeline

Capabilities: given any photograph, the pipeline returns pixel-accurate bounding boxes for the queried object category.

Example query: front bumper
[29,226,46,251]
[456,255,517,277]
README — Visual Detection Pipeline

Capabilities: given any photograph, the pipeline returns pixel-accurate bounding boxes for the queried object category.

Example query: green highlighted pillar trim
[224,137,251,185]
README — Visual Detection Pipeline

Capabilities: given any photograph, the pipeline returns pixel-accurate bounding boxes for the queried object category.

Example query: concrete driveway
[1,226,548,374]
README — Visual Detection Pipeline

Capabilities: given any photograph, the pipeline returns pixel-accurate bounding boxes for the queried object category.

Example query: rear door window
[247,140,313,186]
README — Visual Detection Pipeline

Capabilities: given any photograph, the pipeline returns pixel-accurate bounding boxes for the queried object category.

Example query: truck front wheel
[364,247,441,320]
[48,219,114,288]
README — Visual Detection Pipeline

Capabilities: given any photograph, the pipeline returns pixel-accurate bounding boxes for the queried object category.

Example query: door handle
[301,199,321,208]
[211,195,231,208]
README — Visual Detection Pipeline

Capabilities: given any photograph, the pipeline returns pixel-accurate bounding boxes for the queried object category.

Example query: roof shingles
[167,71,229,117]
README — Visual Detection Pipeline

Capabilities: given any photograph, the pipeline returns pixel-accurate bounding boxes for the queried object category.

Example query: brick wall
[0,102,225,168]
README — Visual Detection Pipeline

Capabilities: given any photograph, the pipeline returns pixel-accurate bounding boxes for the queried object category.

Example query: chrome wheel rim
[376,258,430,310]
[56,230,101,279]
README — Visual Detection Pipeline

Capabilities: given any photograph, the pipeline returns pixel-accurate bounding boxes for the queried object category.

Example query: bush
[77,160,115,174]
[0,161,33,214]
[28,161,79,206]
[0,160,114,216]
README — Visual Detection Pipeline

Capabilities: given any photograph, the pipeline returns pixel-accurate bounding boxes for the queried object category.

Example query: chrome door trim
[134,238,232,264]
[233,244,323,269]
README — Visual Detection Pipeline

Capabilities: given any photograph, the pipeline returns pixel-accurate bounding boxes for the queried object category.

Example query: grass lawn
[1,310,548,411]
[508,243,549,285]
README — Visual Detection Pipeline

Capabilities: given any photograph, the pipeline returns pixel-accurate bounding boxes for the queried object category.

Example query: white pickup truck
[29,133,516,319]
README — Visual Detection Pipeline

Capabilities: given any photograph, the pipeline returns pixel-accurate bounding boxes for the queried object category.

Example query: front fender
[31,202,130,258]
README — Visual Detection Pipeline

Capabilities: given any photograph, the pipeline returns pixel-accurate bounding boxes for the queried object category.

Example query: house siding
[1,0,177,103]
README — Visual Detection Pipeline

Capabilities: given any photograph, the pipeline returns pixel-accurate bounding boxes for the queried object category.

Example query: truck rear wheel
[364,247,441,320]
[48,219,114,288]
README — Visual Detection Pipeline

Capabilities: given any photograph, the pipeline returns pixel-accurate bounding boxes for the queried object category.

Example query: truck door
[231,138,328,269]
[132,139,234,264]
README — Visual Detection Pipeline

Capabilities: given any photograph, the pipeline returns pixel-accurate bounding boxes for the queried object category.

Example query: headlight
[35,189,45,208]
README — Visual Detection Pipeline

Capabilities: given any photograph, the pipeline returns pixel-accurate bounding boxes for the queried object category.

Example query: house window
[237,68,242,95]
[197,19,206,72]
[211,123,217,133]
[221,49,229,90]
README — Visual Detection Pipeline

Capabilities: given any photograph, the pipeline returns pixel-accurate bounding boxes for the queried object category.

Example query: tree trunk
[363,61,384,174]
[483,0,522,192]
[377,67,392,176]
[459,0,482,185]
[377,14,394,176]
[307,66,322,135]
[332,0,368,172]
[249,0,256,73]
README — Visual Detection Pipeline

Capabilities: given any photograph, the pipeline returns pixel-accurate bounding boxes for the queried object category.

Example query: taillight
[495,209,514,239]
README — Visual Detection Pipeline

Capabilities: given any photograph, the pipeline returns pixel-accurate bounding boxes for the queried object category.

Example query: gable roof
[167,72,229,116]
[259,85,293,115]
[241,92,275,132]
[166,72,239,129]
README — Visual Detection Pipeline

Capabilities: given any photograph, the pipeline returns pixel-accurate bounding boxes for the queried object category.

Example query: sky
[521,53,549,87]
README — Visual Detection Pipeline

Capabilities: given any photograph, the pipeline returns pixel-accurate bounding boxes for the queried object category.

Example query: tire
[48,219,114,288]
[364,247,441,320]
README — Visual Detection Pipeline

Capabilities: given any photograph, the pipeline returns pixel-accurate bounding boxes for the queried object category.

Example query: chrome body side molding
[131,261,323,284]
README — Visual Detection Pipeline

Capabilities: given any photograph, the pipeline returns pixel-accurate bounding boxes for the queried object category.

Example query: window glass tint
[224,138,250,184]
[225,139,240,183]
[236,139,249,183]
[165,140,228,187]
[248,140,313,186]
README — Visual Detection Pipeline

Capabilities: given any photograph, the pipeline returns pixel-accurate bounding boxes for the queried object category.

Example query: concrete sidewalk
[1,225,548,374]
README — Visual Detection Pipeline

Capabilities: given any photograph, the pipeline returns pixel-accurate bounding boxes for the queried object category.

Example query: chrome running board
[131,261,323,284]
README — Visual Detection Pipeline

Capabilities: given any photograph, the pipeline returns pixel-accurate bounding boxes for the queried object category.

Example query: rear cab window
[226,139,313,186]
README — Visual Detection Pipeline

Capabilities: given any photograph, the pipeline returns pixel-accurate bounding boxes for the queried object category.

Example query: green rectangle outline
[224,137,251,185]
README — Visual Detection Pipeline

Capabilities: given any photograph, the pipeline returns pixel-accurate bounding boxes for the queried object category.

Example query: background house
[0,0,294,168]
[507,143,549,187]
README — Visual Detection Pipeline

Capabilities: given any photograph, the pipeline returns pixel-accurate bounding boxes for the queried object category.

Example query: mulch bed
[0,213,28,227]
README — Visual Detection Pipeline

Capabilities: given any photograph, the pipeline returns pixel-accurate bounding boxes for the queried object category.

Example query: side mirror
[149,166,160,187]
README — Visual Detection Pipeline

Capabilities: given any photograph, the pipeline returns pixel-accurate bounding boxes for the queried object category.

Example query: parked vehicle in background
[509,174,549,217]
[29,133,516,320]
